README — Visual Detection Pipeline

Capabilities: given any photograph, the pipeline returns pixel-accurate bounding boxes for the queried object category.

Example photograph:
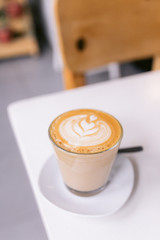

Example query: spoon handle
[118,146,143,153]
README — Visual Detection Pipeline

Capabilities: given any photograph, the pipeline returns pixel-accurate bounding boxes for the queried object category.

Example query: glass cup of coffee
[49,109,123,196]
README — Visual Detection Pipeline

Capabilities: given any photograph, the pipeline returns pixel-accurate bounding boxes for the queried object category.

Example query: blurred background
[0,0,152,239]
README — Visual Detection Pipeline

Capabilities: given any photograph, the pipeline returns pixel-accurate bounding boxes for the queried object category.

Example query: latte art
[59,115,111,147]
[49,109,122,153]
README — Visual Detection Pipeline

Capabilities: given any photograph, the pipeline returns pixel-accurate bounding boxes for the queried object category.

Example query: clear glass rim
[48,108,123,155]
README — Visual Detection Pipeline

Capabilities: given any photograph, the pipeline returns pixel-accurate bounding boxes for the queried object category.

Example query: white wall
[41,0,62,71]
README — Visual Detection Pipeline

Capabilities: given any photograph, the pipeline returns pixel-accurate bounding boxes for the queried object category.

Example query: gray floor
[0,49,146,240]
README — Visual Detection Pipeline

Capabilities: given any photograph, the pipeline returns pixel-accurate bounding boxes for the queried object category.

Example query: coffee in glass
[49,109,123,196]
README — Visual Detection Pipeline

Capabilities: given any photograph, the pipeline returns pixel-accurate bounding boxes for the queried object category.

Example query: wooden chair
[54,0,160,89]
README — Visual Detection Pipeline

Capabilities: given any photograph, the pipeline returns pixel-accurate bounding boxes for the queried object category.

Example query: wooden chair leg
[63,67,85,89]
[152,55,160,70]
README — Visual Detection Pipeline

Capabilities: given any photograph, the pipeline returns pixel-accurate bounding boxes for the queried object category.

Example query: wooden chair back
[55,0,160,89]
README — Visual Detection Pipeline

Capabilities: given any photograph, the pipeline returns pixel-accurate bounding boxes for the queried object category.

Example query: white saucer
[39,154,134,217]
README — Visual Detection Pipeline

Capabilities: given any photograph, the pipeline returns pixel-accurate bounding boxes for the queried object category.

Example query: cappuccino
[49,109,123,195]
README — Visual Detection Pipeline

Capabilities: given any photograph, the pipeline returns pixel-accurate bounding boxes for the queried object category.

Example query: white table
[8,71,160,240]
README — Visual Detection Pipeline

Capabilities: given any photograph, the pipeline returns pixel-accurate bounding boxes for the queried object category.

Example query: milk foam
[59,114,111,147]
[49,109,122,153]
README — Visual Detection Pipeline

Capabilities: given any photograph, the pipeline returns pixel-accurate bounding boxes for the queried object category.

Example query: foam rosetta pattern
[59,114,111,147]
[49,109,122,153]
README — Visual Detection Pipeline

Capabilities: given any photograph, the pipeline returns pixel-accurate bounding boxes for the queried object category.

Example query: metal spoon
[118,146,143,153]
